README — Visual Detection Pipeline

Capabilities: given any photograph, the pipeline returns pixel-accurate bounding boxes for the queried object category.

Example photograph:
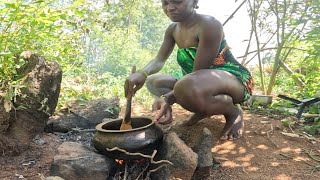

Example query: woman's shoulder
[167,23,178,30]
[164,23,179,36]
[196,14,222,26]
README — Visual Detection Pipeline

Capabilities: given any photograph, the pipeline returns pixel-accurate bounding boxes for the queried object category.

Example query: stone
[1,52,62,155]
[151,132,198,180]
[192,128,213,179]
[192,128,213,167]
[50,142,116,180]
[45,97,120,133]
[8,52,62,143]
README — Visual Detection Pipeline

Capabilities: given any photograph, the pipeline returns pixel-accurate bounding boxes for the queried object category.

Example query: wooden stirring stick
[120,66,136,130]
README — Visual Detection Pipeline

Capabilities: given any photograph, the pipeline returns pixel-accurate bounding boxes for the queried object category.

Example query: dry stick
[311,165,320,174]
[280,153,315,167]
[107,147,173,166]
[302,149,320,162]
[279,153,292,160]
[266,124,279,148]
[223,0,247,26]
[146,164,168,176]
[135,164,150,180]
[288,124,295,134]
[123,162,128,180]
[107,147,173,179]
[254,124,267,134]
[299,133,320,143]
[279,152,319,174]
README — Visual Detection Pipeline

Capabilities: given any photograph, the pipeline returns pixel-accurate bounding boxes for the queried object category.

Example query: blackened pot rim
[95,116,155,133]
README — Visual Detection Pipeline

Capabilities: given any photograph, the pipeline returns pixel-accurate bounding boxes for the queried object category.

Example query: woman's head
[161,0,199,22]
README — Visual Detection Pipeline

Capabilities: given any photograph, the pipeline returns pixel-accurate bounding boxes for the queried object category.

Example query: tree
[242,0,318,96]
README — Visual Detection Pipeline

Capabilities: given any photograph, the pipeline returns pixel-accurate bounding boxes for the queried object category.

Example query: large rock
[192,128,213,179]
[50,142,116,180]
[8,52,62,143]
[151,132,198,180]
[45,97,120,133]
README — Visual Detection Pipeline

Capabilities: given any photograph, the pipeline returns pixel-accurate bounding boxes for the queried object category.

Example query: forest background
[0,0,319,131]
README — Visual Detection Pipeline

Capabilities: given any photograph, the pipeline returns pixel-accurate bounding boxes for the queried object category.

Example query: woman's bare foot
[220,106,244,140]
[180,113,206,126]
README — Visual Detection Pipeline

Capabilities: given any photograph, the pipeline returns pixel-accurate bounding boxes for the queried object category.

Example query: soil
[0,102,319,180]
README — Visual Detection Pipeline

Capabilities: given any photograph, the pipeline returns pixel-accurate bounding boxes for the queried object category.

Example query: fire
[115,159,124,165]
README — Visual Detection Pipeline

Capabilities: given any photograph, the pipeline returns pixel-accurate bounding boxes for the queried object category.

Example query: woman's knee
[145,74,177,96]
[173,73,235,113]
[145,75,156,90]
[145,75,161,96]
[173,75,206,112]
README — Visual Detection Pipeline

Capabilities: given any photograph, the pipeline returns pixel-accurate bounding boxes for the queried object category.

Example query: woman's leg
[173,69,245,140]
[145,74,177,97]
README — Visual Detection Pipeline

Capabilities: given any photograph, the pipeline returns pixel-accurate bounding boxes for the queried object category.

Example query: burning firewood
[106,147,173,179]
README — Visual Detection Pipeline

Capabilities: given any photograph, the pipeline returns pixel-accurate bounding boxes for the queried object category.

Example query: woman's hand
[152,97,173,124]
[124,71,147,98]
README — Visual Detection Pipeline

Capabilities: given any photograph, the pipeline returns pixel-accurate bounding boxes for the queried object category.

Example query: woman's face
[161,0,195,22]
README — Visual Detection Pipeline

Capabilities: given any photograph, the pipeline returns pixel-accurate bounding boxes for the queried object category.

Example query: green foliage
[55,0,176,109]
[304,117,320,135]
[281,118,296,128]
[0,0,88,106]
[246,0,320,97]
[248,99,291,119]
[58,69,125,109]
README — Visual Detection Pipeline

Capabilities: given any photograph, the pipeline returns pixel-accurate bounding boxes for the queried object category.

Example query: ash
[53,129,96,150]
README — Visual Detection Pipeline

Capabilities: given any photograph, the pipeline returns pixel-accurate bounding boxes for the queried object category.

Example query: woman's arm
[125,24,176,98]
[193,17,224,71]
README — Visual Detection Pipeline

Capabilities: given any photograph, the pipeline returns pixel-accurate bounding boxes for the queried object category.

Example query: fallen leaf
[3,100,12,112]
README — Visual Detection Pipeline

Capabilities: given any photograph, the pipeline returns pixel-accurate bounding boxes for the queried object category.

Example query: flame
[115,159,124,165]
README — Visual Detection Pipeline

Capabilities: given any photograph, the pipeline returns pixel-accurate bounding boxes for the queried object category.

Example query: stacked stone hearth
[48,120,214,180]
[0,51,214,179]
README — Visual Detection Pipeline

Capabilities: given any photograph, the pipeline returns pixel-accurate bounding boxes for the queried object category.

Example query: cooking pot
[92,116,163,160]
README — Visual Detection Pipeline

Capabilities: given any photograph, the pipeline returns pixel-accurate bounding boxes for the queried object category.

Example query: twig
[311,165,320,174]
[302,149,320,162]
[107,147,173,179]
[299,133,320,143]
[280,152,320,175]
[123,162,128,180]
[254,124,266,134]
[280,153,292,160]
[280,153,316,167]
[147,164,167,176]
[288,125,295,134]
[106,147,173,166]
[240,165,248,174]
[135,164,149,180]
[223,0,247,26]
[267,124,279,148]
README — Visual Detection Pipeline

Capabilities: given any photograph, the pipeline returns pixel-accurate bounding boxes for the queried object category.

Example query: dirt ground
[0,103,319,180]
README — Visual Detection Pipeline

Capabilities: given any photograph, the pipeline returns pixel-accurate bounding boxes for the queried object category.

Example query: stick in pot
[120,66,136,130]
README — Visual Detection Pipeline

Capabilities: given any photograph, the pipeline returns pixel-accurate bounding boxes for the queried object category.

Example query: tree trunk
[279,61,306,89]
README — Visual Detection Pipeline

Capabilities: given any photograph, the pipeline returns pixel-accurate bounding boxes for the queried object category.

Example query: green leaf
[5,3,16,8]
